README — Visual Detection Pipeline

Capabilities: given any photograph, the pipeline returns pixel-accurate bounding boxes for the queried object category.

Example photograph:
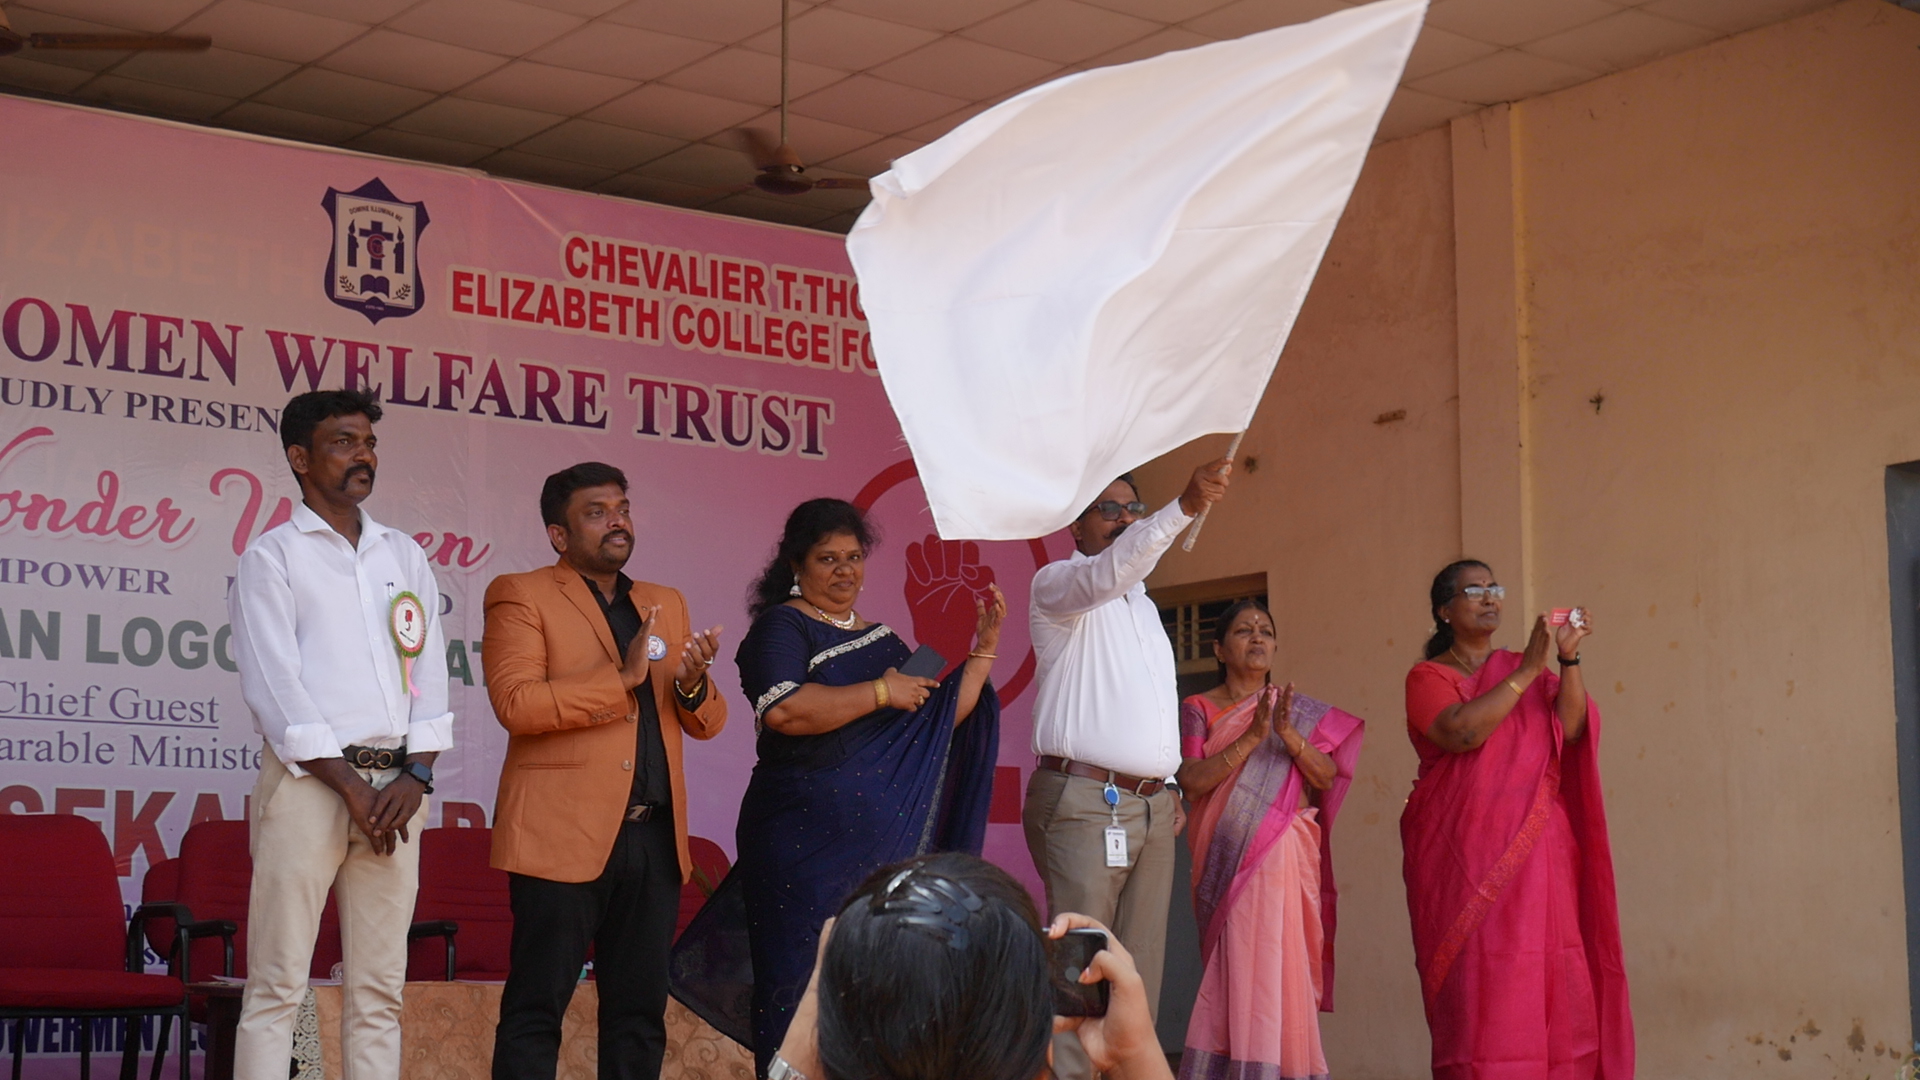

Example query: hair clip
[872,869,985,950]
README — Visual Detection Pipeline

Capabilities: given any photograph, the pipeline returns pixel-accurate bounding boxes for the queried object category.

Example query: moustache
[601,530,633,547]
[343,464,375,484]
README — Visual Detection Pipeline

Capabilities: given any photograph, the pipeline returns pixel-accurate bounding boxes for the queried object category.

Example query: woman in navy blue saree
[670,499,1004,1073]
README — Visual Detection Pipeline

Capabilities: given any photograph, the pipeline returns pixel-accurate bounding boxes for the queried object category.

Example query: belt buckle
[1131,777,1155,796]
[348,746,400,769]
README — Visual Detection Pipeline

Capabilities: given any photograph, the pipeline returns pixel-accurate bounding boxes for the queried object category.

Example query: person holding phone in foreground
[672,499,1006,1073]
[1401,560,1633,1079]
[771,852,1174,1080]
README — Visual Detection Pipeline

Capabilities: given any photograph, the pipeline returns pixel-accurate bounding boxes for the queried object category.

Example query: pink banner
[0,93,1058,1077]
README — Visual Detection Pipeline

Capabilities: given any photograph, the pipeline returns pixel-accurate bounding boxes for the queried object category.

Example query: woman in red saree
[1176,600,1364,1080]
[1401,561,1633,1080]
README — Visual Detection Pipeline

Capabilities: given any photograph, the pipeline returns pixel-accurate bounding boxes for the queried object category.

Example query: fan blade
[753,169,813,197]
[30,32,211,50]
[730,127,790,170]
[811,178,871,190]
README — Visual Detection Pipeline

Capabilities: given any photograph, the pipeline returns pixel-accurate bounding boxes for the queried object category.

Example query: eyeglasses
[1093,500,1148,521]
[1460,585,1505,602]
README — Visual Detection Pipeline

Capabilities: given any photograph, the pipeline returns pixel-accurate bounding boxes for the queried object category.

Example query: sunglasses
[1459,585,1505,602]
[1092,500,1148,521]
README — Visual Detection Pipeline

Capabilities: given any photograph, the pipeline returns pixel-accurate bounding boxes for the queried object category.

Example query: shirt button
[622,760,632,770]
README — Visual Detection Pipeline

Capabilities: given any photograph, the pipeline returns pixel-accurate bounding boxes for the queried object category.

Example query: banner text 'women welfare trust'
[0,251,855,461]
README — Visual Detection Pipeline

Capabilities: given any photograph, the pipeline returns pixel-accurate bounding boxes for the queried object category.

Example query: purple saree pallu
[1179,691,1364,1080]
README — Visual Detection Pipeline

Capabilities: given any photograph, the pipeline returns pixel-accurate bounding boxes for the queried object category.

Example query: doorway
[1882,464,1920,1052]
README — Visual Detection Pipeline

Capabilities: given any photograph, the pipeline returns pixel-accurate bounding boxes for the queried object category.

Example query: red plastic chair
[0,814,189,1080]
[139,859,181,969]
[676,837,731,941]
[168,821,344,989]
[406,828,512,981]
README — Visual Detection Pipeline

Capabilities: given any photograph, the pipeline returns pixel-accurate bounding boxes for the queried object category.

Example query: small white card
[1104,825,1129,868]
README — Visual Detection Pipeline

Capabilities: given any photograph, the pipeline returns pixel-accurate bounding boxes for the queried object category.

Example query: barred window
[1149,573,1268,678]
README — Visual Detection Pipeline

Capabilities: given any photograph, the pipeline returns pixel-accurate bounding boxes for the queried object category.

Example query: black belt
[625,802,666,823]
[342,744,406,770]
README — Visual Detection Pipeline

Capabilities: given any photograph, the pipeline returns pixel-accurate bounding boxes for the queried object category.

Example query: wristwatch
[768,1055,809,1080]
[400,759,434,793]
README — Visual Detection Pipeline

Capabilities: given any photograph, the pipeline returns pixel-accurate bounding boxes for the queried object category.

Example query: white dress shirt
[1029,499,1193,779]
[230,502,454,779]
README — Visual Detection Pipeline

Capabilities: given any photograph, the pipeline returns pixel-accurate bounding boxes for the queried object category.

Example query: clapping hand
[973,583,1007,656]
[676,625,722,694]
[1519,614,1554,680]
[1269,683,1298,743]
[620,605,660,691]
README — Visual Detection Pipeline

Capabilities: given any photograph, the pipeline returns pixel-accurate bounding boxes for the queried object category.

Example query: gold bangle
[1505,678,1525,697]
[968,651,997,660]
[1223,744,1239,767]
[873,677,890,709]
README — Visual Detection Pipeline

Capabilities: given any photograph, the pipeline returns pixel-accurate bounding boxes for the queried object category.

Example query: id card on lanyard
[1103,782,1129,868]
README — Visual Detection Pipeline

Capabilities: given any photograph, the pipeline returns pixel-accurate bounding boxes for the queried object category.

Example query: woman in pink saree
[1176,600,1364,1080]
[1402,560,1633,1080]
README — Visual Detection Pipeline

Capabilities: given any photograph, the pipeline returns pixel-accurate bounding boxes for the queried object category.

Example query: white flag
[847,0,1427,540]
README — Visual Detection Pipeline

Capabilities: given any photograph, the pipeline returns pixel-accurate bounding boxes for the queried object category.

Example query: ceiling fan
[0,4,211,56]
[729,0,867,197]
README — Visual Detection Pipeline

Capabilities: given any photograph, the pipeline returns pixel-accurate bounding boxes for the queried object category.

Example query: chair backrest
[676,836,732,941]
[174,821,252,979]
[0,815,126,972]
[408,827,513,980]
[175,819,344,980]
[141,857,181,963]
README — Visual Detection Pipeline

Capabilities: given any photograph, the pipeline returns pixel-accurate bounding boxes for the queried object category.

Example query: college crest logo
[322,178,430,324]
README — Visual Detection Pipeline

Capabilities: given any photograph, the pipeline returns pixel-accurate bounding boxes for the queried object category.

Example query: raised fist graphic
[903,535,997,674]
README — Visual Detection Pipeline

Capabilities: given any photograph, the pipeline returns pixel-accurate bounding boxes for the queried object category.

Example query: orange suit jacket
[484,560,726,883]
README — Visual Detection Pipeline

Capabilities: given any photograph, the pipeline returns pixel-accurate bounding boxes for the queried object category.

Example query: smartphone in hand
[1549,607,1588,630]
[1051,928,1110,1018]
[899,645,946,680]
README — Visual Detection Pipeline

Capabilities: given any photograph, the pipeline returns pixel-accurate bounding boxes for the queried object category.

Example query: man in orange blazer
[484,462,726,1080]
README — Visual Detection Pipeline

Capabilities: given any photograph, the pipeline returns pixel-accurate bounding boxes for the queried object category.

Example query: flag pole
[1180,429,1246,552]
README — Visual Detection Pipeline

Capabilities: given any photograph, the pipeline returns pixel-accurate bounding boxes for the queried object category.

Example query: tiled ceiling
[0,0,1839,232]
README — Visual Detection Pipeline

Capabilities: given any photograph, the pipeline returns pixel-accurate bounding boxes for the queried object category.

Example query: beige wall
[1139,2,1920,1075]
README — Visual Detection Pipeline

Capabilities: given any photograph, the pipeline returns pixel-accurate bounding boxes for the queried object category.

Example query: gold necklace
[811,604,857,630]
[1448,644,1484,674]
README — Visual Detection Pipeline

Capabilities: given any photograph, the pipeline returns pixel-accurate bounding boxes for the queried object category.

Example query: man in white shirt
[229,389,454,1080]
[1024,457,1230,1080]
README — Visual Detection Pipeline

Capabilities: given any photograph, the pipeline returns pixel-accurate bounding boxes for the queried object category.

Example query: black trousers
[493,814,680,1080]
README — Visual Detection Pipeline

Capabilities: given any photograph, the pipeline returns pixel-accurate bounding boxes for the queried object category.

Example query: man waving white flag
[847,0,1427,540]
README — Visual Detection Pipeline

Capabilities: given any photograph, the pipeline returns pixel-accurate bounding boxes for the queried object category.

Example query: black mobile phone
[1050,928,1110,1018]
[898,644,946,680]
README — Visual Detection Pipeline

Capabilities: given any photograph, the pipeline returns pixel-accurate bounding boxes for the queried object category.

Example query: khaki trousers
[235,746,427,1080]
[1023,768,1177,1080]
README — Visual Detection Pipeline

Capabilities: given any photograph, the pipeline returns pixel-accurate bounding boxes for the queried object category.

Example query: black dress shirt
[582,572,671,808]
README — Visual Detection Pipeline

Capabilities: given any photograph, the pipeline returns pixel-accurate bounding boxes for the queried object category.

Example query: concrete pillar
[1450,102,1535,627]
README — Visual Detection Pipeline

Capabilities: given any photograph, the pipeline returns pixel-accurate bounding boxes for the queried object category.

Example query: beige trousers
[234,746,426,1080]
[1023,768,1178,1080]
